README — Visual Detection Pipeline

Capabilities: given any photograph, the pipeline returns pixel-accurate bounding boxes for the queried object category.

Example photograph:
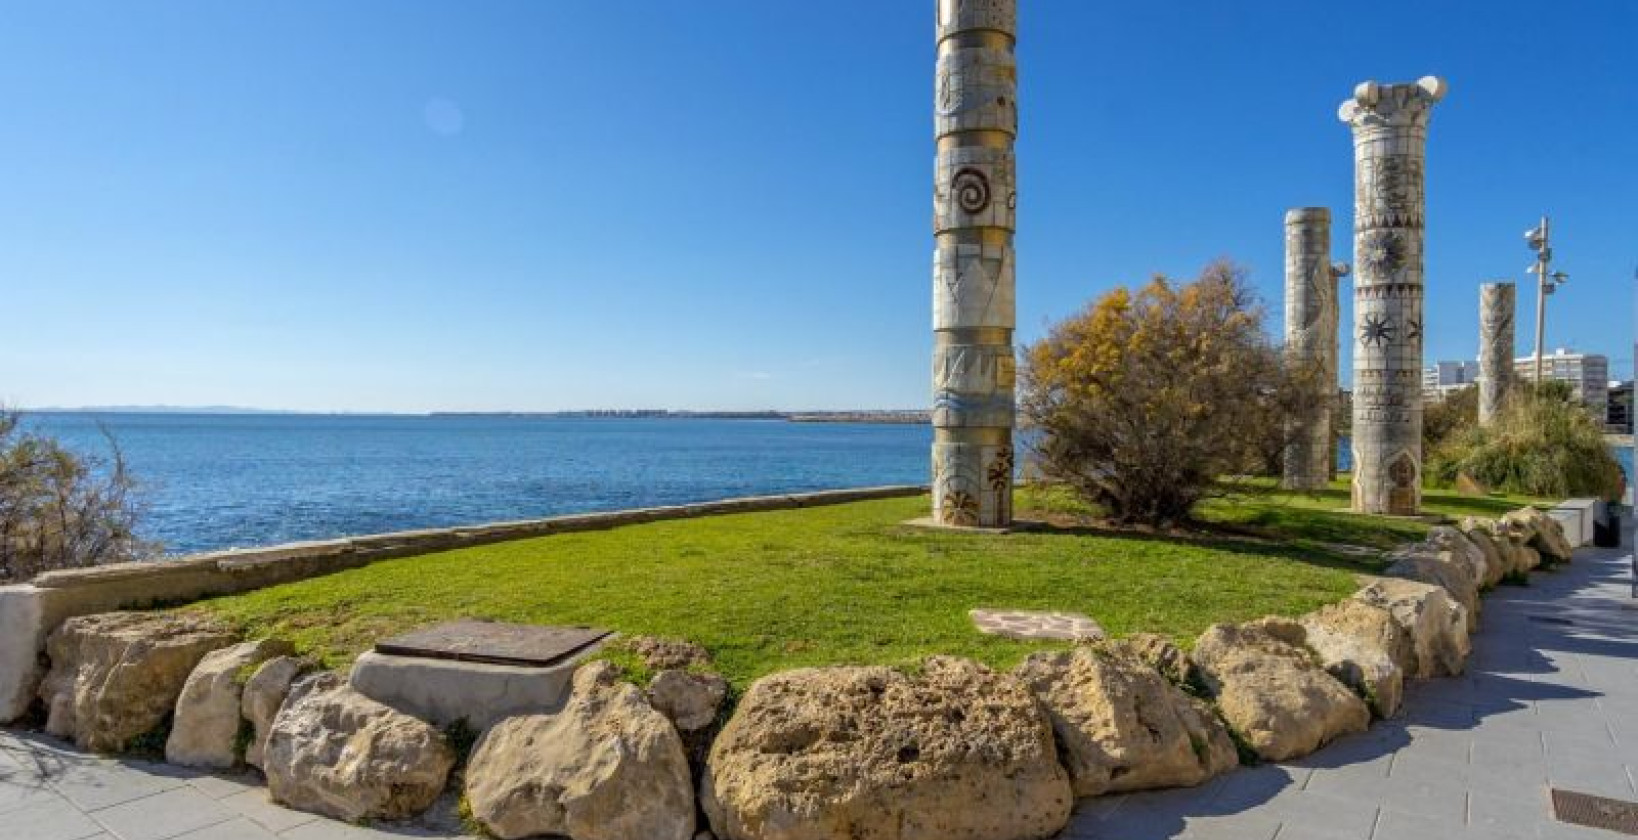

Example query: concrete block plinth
[348,646,607,731]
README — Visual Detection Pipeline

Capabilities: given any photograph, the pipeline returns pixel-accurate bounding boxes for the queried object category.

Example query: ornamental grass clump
[1428,384,1623,501]
[1020,260,1309,526]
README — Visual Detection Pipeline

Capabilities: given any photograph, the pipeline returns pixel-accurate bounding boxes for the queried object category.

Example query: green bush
[1423,384,1476,452]
[1428,385,1623,500]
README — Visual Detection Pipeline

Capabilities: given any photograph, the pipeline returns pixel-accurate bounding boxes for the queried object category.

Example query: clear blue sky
[2,1,1631,413]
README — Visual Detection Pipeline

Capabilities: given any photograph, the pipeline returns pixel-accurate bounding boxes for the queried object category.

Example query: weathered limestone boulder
[703,657,1072,840]
[1426,526,1491,593]
[1354,578,1469,677]
[648,668,728,733]
[1504,507,1574,563]
[241,655,309,769]
[39,612,237,752]
[1515,544,1543,574]
[465,661,694,840]
[1457,518,1509,587]
[264,673,454,822]
[1386,547,1479,633]
[165,638,294,769]
[1015,643,1236,797]
[1299,600,1411,718]
[1191,618,1369,762]
[1483,517,1540,576]
[1122,632,1198,688]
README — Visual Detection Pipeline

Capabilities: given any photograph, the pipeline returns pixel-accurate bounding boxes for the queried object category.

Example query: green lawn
[185,480,1547,689]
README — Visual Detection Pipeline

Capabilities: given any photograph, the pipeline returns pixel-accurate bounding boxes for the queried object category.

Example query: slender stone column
[1478,282,1516,426]
[1339,77,1445,515]
[1282,208,1349,491]
[931,0,1017,527]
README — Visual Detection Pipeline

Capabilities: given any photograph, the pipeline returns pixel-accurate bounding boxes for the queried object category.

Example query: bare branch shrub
[0,411,154,581]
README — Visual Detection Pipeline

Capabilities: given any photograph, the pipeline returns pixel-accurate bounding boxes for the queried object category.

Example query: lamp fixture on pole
[1524,216,1568,384]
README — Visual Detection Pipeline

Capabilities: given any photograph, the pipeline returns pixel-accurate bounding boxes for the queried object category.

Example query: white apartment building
[1422,360,1480,403]
[1513,349,1610,416]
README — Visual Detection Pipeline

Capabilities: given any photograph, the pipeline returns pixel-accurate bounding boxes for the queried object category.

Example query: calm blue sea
[23,414,931,555]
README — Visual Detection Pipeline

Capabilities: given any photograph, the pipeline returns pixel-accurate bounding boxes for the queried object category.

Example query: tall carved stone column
[1339,77,1445,515]
[1478,282,1516,426]
[1282,208,1349,491]
[931,0,1016,527]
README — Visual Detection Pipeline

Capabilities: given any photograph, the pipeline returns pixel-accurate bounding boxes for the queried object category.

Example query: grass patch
[185,479,1547,690]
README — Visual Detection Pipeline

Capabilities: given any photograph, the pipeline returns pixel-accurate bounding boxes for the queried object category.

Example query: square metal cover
[375,620,612,668]
[1553,788,1638,835]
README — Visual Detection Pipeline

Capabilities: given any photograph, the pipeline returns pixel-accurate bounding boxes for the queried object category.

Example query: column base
[901,517,1042,535]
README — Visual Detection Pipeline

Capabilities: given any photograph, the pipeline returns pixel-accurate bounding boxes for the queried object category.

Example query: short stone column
[1339,77,1446,515]
[1282,208,1349,491]
[931,0,1017,527]
[1478,282,1516,426]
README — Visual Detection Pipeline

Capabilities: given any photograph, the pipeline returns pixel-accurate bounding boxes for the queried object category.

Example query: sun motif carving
[987,448,1014,491]
[1405,317,1423,344]
[1360,313,1395,348]
[1360,231,1406,276]
[940,490,980,526]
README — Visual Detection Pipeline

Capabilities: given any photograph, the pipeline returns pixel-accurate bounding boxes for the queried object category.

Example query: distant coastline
[784,411,928,425]
[434,410,931,425]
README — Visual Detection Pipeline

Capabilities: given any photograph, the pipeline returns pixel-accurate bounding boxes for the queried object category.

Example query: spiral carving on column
[952,168,991,214]
[932,0,1016,528]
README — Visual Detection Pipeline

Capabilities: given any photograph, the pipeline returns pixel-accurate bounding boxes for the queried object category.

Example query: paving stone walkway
[1,532,1631,840]
[0,730,468,839]
[1064,530,1638,840]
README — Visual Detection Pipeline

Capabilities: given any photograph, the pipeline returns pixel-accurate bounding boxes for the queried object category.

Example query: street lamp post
[1524,215,1569,385]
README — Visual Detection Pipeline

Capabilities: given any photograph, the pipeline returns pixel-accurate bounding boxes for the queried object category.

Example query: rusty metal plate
[1553,788,1638,835]
[375,620,612,668]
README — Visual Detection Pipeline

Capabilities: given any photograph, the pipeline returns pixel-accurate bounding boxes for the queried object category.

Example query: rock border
[0,500,1596,840]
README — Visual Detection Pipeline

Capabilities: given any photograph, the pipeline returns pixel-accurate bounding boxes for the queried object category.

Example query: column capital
[1285,207,1331,225]
[1337,77,1446,131]
[937,0,1015,42]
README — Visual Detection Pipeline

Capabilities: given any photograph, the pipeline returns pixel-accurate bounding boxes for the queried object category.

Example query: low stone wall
[0,485,925,722]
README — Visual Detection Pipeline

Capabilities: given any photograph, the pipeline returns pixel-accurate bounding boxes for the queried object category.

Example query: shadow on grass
[1011,518,1385,575]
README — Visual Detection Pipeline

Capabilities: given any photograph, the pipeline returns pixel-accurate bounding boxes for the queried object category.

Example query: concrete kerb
[0,484,927,723]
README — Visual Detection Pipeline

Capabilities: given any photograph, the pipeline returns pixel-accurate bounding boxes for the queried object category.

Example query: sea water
[24,413,930,555]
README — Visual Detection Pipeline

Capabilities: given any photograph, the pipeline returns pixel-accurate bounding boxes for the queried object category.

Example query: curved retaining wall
[0,485,926,722]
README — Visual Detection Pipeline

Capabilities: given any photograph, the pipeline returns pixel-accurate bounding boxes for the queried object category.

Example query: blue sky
[1,1,1631,413]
